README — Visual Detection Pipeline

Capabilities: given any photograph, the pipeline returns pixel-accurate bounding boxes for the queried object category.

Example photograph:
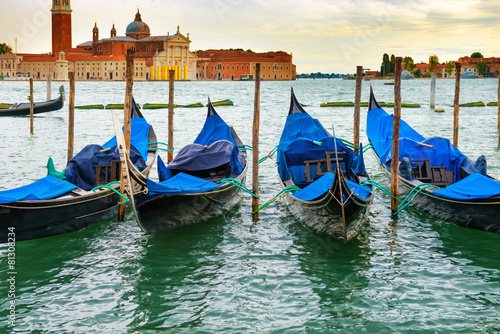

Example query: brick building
[6,0,195,81]
[196,50,296,81]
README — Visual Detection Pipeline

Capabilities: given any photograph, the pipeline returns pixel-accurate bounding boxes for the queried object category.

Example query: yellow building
[150,27,197,81]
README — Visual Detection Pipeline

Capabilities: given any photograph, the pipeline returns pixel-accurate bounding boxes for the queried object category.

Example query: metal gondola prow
[369,85,381,111]
[207,97,219,117]
[131,97,145,119]
[289,87,307,115]
[59,85,66,102]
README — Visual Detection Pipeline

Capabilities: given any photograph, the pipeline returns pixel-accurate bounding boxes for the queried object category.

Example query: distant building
[196,50,296,81]
[76,12,197,80]
[414,57,500,78]
[0,53,21,78]
[364,70,380,78]
[16,52,147,81]
[415,62,448,77]
[6,0,296,81]
[457,57,500,77]
[8,0,195,81]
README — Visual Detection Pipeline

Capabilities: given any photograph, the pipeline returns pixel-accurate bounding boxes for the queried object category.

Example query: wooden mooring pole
[29,78,34,134]
[252,63,261,220]
[430,74,436,110]
[67,72,75,162]
[353,66,362,155]
[453,62,461,148]
[47,75,52,101]
[391,57,403,214]
[124,49,134,153]
[168,69,175,162]
[118,49,134,222]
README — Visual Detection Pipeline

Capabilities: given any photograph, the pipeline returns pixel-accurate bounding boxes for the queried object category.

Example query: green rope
[251,186,301,214]
[259,145,278,164]
[238,145,253,151]
[148,142,174,152]
[91,181,130,205]
[362,143,373,153]
[219,178,259,198]
[338,138,373,153]
[361,180,398,199]
[340,138,357,149]
[361,180,440,215]
[391,183,439,215]
[154,147,175,152]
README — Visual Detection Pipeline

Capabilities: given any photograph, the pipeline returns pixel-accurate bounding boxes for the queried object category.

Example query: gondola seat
[94,160,121,186]
[304,151,346,183]
[411,159,453,187]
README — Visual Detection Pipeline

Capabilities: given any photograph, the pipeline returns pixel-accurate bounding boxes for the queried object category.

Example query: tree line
[380,52,490,78]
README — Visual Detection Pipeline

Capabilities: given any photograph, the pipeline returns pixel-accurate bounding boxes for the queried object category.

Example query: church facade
[11,0,196,81]
[75,10,197,80]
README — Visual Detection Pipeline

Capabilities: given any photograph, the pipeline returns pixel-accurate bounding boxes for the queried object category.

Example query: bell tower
[51,0,72,55]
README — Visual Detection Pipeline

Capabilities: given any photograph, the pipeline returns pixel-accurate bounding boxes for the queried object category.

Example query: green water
[1,79,499,333]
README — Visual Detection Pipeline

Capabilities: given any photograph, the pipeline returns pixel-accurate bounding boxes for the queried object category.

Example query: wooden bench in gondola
[410,159,453,187]
[94,160,121,186]
[304,151,346,183]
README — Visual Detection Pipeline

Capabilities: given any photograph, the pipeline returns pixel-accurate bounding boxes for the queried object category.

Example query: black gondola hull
[380,163,500,233]
[0,91,64,116]
[0,190,120,242]
[133,173,247,232]
[280,173,372,243]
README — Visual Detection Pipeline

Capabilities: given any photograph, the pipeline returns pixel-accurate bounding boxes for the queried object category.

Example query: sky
[1,0,500,74]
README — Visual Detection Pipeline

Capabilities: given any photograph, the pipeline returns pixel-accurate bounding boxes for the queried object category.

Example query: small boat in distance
[0,85,65,116]
[275,88,373,243]
[461,71,479,79]
[366,87,500,233]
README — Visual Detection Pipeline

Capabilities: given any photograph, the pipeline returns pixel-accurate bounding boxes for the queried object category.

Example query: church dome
[125,10,150,36]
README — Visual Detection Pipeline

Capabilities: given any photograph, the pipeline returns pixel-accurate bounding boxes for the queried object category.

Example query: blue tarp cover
[433,173,500,200]
[167,140,244,176]
[146,173,221,196]
[367,107,466,183]
[158,114,245,183]
[277,113,366,182]
[293,172,334,201]
[194,114,237,147]
[64,144,146,190]
[103,117,150,160]
[0,175,77,204]
[292,172,372,201]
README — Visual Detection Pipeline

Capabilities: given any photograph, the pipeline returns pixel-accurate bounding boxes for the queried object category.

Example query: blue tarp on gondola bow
[148,100,245,195]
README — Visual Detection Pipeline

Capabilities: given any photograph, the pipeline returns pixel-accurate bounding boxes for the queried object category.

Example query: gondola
[123,99,248,233]
[276,89,374,243]
[0,85,65,116]
[366,87,500,233]
[0,99,158,242]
